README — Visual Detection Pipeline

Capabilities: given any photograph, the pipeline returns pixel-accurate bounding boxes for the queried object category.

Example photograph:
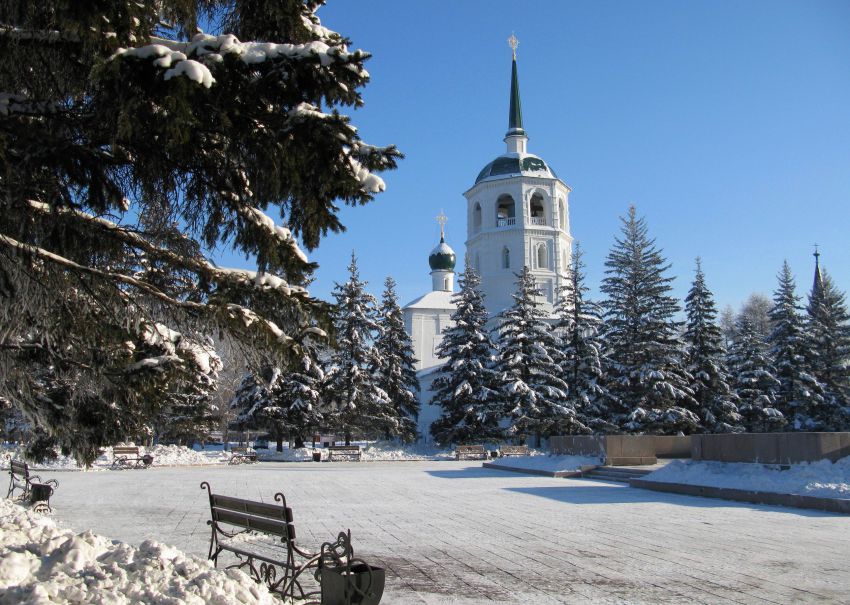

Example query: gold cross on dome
[436,210,447,239]
[508,33,519,59]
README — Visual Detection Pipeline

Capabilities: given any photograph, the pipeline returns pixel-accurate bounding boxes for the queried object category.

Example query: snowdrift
[645,456,850,499]
[0,499,279,605]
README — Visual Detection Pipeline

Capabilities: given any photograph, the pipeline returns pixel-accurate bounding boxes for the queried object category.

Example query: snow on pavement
[0,499,279,605]
[645,456,850,500]
[43,460,850,604]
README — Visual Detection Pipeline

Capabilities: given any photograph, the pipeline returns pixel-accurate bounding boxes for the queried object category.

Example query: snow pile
[359,442,454,461]
[254,442,455,462]
[645,457,850,500]
[144,445,230,467]
[256,448,314,462]
[1,444,230,471]
[0,499,280,604]
[490,454,600,473]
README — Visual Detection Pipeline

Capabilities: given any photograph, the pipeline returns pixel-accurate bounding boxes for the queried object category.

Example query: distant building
[404,37,573,439]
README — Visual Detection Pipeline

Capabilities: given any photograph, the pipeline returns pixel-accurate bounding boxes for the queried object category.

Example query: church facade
[402,38,573,440]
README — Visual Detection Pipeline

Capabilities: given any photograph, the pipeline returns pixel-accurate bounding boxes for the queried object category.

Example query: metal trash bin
[320,562,385,605]
[313,451,323,462]
[141,454,154,467]
[30,483,55,512]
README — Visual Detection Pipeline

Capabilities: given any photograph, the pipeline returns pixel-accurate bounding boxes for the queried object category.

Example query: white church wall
[415,368,442,443]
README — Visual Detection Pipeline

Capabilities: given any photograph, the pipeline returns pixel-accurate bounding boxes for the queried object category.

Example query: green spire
[813,245,824,297]
[506,34,525,137]
[508,57,524,133]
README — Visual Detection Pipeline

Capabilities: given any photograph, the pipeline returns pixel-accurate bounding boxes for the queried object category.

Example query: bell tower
[464,35,573,316]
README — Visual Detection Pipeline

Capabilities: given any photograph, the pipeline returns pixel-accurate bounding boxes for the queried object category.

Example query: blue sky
[216,0,850,313]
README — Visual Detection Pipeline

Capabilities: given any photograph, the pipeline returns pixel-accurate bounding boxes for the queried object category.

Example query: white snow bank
[256,448,315,462]
[359,442,454,461]
[0,499,280,604]
[1,444,230,471]
[644,457,850,500]
[255,442,454,462]
[490,454,600,473]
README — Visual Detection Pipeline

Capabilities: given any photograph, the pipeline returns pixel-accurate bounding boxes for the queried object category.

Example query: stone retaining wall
[549,435,693,465]
[691,432,850,464]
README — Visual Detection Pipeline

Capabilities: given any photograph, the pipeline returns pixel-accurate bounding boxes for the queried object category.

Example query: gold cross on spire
[508,33,519,59]
[436,210,447,239]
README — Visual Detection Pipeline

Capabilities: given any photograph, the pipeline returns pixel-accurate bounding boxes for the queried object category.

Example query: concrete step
[583,467,653,483]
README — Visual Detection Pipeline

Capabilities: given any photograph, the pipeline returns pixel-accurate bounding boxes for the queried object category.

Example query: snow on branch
[345,153,385,194]
[239,206,309,264]
[26,200,304,295]
[112,30,368,87]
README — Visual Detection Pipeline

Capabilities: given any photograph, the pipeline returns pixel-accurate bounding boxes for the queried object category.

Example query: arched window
[536,243,548,270]
[496,195,516,227]
[473,203,482,231]
[558,199,567,231]
[502,247,510,269]
[444,278,449,290]
[530,193,545,225]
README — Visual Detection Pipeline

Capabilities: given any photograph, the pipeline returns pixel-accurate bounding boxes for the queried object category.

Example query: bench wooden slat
[212,508,296,540]
[212,494,293,522]
[455,445,488,460]
[113,446,140,455]
[10,461,28,474]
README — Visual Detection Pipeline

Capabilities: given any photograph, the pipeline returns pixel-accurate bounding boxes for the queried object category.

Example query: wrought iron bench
[455,445,488,460]
[499,445,529,457]
[228,446,258,465]
[7,460,58,512]
[111,446,153,469]
[200,482,382,603]
[327,445,361,462]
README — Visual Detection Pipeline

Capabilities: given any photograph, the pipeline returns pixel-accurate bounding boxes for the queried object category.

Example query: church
[403,36,575,440]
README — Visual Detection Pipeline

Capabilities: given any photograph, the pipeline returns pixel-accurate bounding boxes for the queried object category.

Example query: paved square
[49,461,850,604]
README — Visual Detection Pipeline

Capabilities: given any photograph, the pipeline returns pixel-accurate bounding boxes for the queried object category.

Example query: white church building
[403,37,575,441]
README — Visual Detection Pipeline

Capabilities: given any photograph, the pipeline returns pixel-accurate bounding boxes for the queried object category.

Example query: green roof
[429,239,456,271]
[475,154,558,184]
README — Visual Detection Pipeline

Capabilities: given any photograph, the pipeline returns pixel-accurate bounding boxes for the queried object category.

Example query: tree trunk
[345,430,351,446]
[294,433,305,449]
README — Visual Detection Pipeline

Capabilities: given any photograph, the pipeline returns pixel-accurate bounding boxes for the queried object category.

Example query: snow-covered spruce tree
[373,277,420,443]
[683,259,743,433]
[272,342,325,450]
[806,269,850,430]
[728,317,785,432]
[495,267,577,446]
[768,262,825,430]
[600,206,699,434]
[155,336,223,445]
[323,253,392,444]
[555,245,612,433]
[229,366,278,447]
[0,1,399,464]
[430,265,503,446]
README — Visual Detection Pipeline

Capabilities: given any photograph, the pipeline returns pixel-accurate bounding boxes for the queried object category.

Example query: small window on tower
[473,203,482,231]
[502,247,510,269]
[536,243,548,270]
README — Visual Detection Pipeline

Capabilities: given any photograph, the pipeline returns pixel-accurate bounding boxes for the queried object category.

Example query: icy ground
[0,499,278,605]
[645,457,850,499]
[39,461,850,604]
